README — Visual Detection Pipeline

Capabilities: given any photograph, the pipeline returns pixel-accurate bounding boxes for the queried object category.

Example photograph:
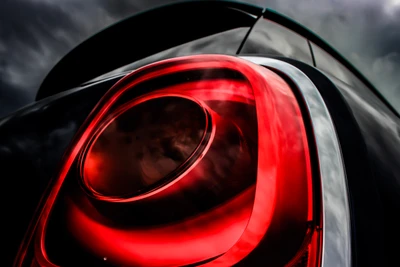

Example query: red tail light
[16,55,320,267]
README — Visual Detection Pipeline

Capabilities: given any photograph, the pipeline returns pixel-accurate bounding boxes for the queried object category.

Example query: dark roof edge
[36,1,263,100]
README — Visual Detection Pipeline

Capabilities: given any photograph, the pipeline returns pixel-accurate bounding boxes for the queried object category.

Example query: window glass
[241,18,313,65]
[311,42,399,114]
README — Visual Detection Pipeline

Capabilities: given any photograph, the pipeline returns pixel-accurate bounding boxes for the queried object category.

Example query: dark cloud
[0,0,101,116]
[0,0,399,117]
[0,0,79,114]
[0,0,174,117]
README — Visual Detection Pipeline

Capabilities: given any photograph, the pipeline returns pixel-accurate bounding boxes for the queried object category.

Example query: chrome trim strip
[241,56,351,267]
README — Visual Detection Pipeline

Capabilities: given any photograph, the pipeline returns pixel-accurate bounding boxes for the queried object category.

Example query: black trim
[277,57,385,267]
[307,40,316,66]
[36,1,262,100]
[236,12,263,54]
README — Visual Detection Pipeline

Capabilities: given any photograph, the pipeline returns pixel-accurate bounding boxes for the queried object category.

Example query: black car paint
[1,79,112,266]
[2,1,399,266]
[36,1,262,99]
[273,58,386,267]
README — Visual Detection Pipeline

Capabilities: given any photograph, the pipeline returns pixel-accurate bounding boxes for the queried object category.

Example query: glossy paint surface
[83,27,250,85]
[0,79,114,266]
[310,43,400,266]
[242,56,351,267]
[273,57,386,267]
[241,16,400,266]
[36,1,262,99]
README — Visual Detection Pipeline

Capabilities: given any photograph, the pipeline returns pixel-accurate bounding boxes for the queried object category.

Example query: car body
[2,1,399,266]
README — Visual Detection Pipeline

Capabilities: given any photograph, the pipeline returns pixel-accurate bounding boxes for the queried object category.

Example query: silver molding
[241,56,351,267]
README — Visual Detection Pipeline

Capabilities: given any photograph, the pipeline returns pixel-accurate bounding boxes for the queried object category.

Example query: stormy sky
[0,0,399,117]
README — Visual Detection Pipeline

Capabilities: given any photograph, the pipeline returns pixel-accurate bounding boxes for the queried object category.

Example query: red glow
[81,94,214,202]
[202,59,312,267]
[66,187,255,266]
[16,55,316,267]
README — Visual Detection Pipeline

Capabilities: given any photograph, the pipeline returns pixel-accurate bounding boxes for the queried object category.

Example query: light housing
[16,55,319,267]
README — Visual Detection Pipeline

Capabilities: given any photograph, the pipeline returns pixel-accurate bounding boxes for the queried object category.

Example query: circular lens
[81,96,209,199]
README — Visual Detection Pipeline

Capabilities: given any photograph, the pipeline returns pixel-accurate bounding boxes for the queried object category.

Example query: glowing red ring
[78,93,216,202]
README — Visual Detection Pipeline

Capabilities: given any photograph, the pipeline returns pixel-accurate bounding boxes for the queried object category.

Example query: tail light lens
[16,55,320,267]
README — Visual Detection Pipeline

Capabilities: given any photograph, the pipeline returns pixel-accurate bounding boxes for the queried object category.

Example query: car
[2,1,399,266]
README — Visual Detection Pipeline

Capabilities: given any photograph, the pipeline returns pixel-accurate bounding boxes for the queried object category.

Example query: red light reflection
[66,187,255,266]
[81,95,212,201]
[15,55,315,267]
